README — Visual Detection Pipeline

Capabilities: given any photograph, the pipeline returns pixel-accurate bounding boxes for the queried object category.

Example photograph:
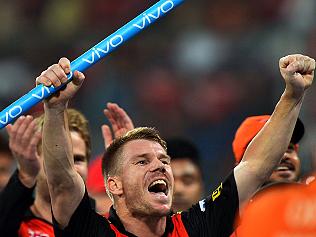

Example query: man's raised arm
[38,58,86,228]
[234,54,315,205]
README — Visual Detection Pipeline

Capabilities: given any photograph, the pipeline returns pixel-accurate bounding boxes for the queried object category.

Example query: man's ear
[107,176,123,196]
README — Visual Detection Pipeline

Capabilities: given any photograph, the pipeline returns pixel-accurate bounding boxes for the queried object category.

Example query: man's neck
[116,206,167,237]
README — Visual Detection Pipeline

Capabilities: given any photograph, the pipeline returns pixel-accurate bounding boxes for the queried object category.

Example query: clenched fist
[279,54,315,100]
[36,57,85,109]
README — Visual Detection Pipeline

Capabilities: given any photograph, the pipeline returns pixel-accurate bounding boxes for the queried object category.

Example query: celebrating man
[38,54,314,236]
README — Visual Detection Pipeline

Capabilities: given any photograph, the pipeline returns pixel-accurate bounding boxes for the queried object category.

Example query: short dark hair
[102,127,166,176]
[166,137,201,170]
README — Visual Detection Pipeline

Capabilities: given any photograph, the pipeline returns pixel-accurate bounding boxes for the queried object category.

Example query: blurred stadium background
[0,0,315,190]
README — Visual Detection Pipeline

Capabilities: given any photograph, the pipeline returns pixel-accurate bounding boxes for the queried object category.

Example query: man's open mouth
[148,179,168,196]
[275,162,295,172]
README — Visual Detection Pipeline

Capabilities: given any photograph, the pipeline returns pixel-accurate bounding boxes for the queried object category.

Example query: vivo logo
[31,85,52,100]
[82,35,124,64]
[133,0,175,29]
[0,106,23,125]
[0,85,53,126]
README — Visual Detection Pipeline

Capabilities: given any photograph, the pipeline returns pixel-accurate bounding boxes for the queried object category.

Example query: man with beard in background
[167,138,204,212]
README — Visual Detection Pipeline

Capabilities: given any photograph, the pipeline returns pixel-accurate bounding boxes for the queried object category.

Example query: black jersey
[53,172,239,237]
[0,170,54,237]
[0,170,95,237]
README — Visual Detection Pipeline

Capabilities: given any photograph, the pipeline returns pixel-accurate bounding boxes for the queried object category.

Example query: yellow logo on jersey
[212,183,223,201]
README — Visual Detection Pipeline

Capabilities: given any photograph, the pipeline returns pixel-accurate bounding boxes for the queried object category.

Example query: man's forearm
[42,105,76,188]
[243,92,303,178]
[35,58,86,227]
[235,92,303,204]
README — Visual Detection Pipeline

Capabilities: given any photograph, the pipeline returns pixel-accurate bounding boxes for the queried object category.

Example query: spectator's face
[71,131,88,181]
[37,131,88,196]
[119,139,173,216]
[0,152,14,192]
[171,158,203,212]
[269,143,300,183]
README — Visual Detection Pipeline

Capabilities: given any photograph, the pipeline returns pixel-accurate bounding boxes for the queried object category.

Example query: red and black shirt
[0,170,96,237]
[0,170,54,237]
[53,172,239,237]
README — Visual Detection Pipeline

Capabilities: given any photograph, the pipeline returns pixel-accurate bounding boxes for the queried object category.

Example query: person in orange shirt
[238,180,316,236]
[230,115,305,237]
[232,115,305,185]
